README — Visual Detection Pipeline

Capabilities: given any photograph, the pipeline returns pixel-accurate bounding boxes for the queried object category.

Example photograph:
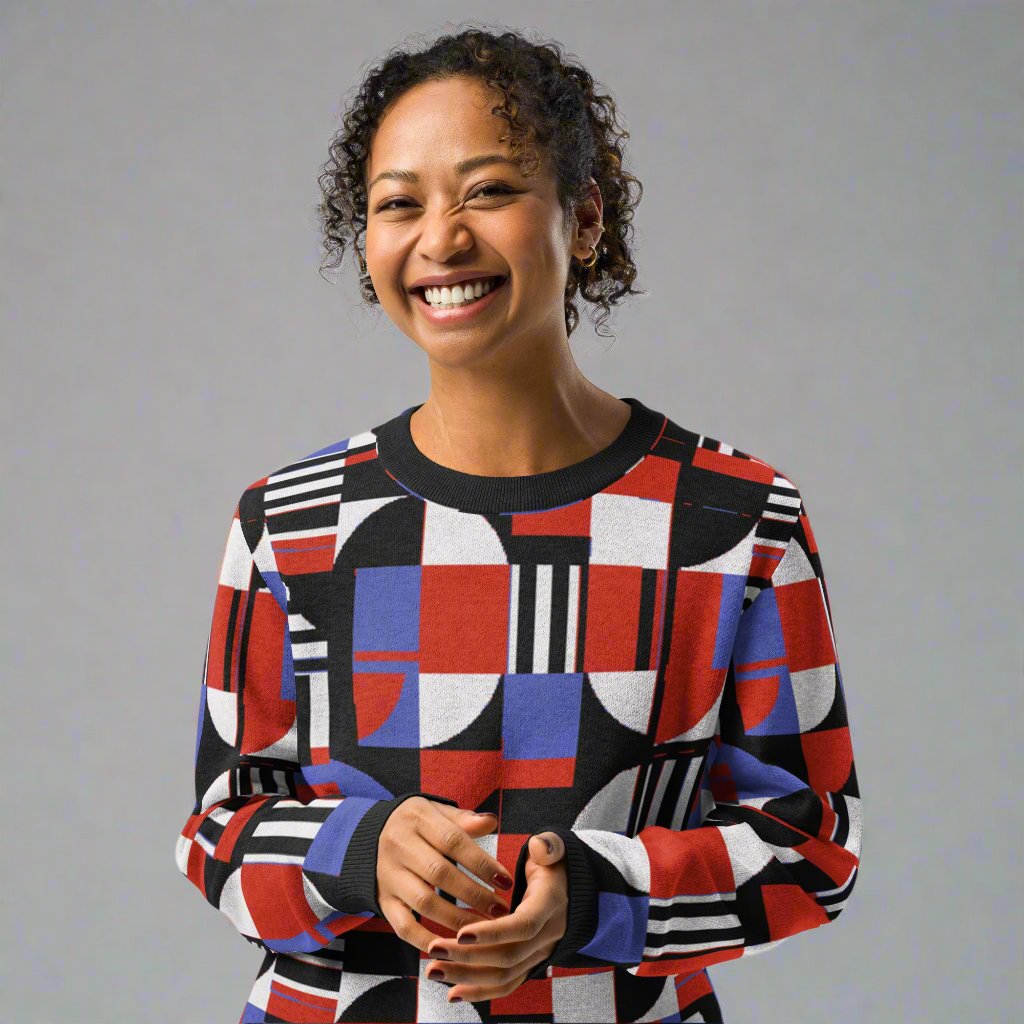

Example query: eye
[470,183,515,200]
[375,183,515,213]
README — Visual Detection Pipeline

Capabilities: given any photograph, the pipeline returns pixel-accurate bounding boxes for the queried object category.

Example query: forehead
[367,77,512,181]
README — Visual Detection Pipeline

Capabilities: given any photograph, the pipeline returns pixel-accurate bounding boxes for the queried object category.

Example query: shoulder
[655,409,802,501]
[237,421,380,508]
[226,419,379,561]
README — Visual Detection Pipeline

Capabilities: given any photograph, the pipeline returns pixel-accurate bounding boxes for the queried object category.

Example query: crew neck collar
[372,396,665,514]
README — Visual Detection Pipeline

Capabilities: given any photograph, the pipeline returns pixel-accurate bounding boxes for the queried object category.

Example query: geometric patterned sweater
[174,396,862,1023]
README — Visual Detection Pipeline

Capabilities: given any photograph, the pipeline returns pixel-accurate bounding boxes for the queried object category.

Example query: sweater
[174,395,862,1024]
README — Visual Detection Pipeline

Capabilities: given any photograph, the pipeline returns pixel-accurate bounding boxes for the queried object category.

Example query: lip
[412,276,509,325]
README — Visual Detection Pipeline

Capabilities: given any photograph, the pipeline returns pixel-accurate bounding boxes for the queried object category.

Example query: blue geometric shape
[301,759,402,801]
[732,585,785,666]
[713,573,748,670]
[359,669,421,748]
[353,564,421,653]
[503,673,582,759]
[714,740,806,800]
[305,796,379,875]
[578,890,649,963]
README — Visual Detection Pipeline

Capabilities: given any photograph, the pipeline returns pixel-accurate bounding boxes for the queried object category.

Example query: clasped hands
[376,797,568,1004]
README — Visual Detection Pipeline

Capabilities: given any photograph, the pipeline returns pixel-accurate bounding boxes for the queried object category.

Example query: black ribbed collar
[372,396,665,514]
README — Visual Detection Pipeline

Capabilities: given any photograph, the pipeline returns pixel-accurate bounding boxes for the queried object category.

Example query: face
[363,75,602,369]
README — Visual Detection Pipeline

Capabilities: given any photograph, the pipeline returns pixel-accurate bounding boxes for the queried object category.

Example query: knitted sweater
[174,396,862,1024]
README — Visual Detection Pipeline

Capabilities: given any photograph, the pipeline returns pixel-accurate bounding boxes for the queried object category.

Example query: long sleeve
[509,478,862,978]
[174,484,458,955]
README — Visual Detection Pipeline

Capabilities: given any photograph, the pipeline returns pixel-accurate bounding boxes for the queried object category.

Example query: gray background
[4,2,1021,1022]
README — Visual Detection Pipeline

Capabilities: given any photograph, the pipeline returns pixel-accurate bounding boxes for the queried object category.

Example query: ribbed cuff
[511,827,599,980]
[309,791,460,916]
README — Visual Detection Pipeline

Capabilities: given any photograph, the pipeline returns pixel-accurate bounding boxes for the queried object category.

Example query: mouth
[411,275,509,324]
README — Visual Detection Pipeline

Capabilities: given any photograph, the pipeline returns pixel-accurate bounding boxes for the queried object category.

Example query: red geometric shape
[511,500,591,536]
[420,565,510,672]
[693,448,776,484]
[657,569,729,741]
[272,531,338,577]
[761,882,829,940]
[267,980,336,1023]
[583,565,644,671]
[642,824,737,899]
[419,748,502,811]
[801,725,853,795]
[606,451,678,503]
[353,670,404,740]
[735,671,781,732]
[501,756,575,789]
[794,833,860,888]
[775,577,835,672]
[239,589,294,755]
[241,862,323,941]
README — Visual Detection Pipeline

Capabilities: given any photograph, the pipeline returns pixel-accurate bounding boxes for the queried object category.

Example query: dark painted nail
[427,967,445,981]
[450,995,463,1002]
[493,873,513,890]
[458,932,477,944]
[428,948,451,961]
[489,902,507,916]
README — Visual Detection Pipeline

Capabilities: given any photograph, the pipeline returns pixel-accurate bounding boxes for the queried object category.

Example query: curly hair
[314,23,645,341]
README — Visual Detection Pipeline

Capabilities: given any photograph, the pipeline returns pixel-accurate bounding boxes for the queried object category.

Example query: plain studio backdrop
[3,3,1021,1022]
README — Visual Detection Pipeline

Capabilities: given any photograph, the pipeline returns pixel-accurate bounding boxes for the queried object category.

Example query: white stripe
[507,564,520,673]
[268,457,349,485]
[265,472,346,500]
[647,912,741,933]
[253,820,320,839]
[533,565,552,673]
[565,565,580,672]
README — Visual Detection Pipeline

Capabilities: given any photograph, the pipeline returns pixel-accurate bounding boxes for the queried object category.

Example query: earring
[578,244,599,268]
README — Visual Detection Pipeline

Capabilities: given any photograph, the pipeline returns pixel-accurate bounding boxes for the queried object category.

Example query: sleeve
[509,477,862,978]
[174,484,458,955]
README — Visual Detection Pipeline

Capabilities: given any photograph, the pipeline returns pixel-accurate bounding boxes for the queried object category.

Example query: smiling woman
[315,28,645,345]
[174,22,861,1024]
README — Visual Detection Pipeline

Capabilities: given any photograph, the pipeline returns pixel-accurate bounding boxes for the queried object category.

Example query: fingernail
[450,995,463,1002]
[475,812,498,820]
[493,873,513,890]
[428,947,450,960]
[457,932,477,944]
[540,836,554,855]
[489,902,507,916]
[427,967,446,981]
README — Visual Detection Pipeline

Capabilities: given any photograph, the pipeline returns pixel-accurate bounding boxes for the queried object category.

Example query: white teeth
[423,276,502,308]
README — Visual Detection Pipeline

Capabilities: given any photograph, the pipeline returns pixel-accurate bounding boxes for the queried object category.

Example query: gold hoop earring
[578,244,599,268]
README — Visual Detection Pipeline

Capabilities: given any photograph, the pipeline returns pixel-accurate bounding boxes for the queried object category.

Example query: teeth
[423,276,502,308]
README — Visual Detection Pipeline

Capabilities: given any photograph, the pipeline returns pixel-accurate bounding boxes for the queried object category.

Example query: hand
[423,832,569,1005]
[376,798,515,952]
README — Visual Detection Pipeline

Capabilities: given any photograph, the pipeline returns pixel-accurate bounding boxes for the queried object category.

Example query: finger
[379,894,447,954]
[452,868,555,948]
[400,834,510,920]
[390,867,500,937]
[414,805,515,897]
[528,831,565,866]
[444,944,553,1005]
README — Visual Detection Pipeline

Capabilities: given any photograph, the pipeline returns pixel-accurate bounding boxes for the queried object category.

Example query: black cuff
[510,827,599,980]
[307,791,459,916]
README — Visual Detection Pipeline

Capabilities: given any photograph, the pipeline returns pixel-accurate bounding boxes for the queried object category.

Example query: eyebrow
[367,153,519,193]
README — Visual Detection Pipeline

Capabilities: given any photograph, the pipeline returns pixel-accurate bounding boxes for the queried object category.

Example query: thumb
[528,831,565,865]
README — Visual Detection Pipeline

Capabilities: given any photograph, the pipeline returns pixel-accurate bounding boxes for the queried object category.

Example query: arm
[174,482,456,955]
[510,476,862,977]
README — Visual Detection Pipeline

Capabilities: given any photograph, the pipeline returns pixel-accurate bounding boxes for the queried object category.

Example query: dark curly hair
[314,23,645,342]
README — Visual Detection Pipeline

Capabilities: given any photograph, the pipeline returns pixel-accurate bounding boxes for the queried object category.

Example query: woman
[175,26,862,1023]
